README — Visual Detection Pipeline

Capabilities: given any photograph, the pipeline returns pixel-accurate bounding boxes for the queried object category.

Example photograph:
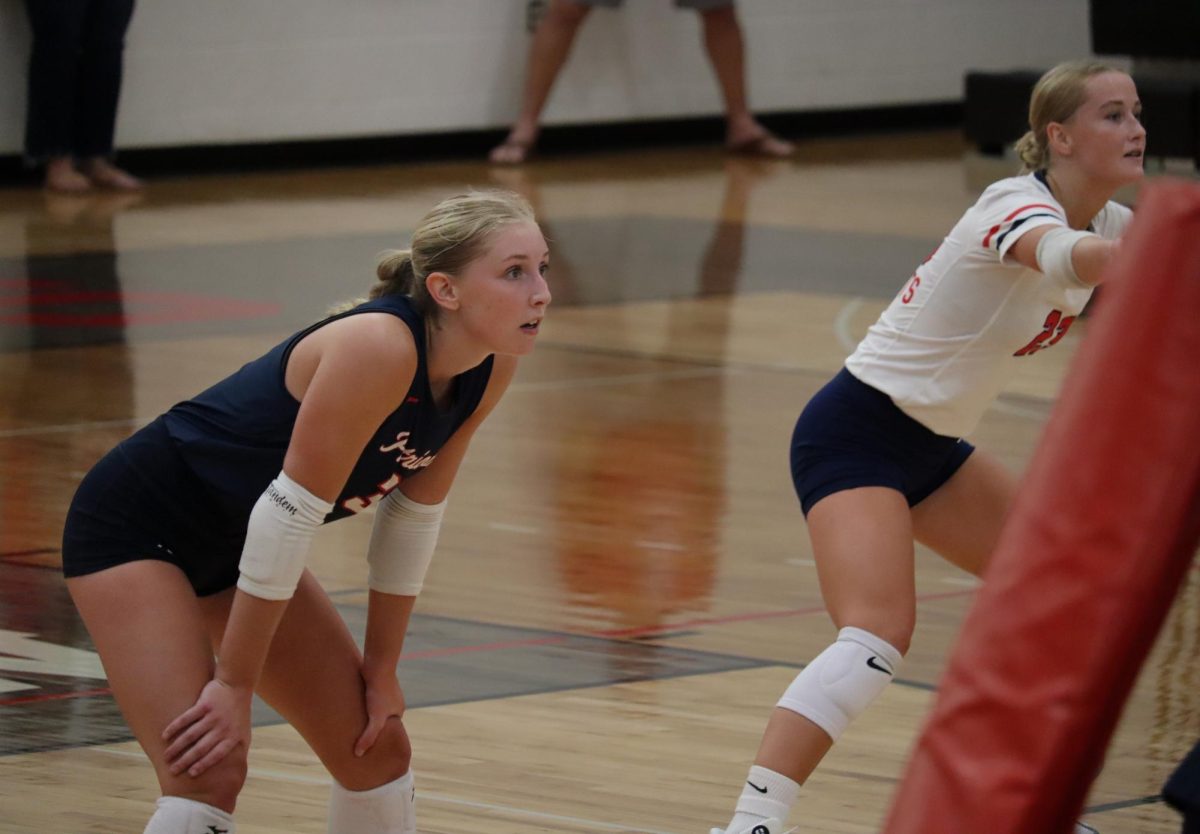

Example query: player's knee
[331,719,412,791]
[204,748,249,810]
[838,609,914,656]
[370,717,413,768]
[159,747,249,812]
[209,775,247,813]
[777,627,905,742]
[873,619,914,656]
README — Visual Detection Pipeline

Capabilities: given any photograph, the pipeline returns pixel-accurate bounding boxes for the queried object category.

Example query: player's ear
[426,272,460,311]
[1046,122,1072,157]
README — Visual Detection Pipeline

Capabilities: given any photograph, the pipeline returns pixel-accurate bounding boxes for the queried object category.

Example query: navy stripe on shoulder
[994,213,1061,250]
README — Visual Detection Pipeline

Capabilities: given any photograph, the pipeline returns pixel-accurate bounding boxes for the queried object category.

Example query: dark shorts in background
[790,368,974,516]
[61,416,246,596]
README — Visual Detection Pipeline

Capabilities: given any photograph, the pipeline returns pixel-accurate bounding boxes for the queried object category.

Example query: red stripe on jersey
[982,203,1063,249]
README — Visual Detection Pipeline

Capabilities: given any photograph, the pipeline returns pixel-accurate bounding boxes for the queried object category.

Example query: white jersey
[845,172,1132,438]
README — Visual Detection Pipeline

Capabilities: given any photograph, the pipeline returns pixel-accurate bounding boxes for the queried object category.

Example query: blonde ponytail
[1014,130,1045,172]
[371,249,417,299]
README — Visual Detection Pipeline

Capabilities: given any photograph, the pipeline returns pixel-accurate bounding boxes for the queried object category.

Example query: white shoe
[710,820,786,834]
[1075,823,1099,834]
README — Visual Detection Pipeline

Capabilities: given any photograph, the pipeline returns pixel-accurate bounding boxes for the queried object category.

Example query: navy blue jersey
[162,294,493,535]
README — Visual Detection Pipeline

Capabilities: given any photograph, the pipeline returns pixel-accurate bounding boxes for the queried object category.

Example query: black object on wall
[1090,0,1200,61]
[963,70,1040,156]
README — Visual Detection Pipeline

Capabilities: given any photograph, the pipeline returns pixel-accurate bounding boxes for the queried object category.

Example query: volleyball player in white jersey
[711,61,1145,834]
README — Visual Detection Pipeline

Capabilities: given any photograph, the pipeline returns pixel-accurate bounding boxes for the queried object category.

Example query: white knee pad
[776,626,903,742]
[143,796,235,834]
[328,771,415,834]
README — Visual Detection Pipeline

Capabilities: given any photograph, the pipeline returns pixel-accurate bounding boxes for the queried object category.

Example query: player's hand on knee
[354,673,407,758]
[162,678,253,777]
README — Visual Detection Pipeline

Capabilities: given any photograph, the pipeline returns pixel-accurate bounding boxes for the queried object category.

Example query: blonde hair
[330,189,537,317]
[1014,60,1124,173]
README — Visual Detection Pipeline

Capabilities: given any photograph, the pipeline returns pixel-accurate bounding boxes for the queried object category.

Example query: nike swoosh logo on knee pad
[866,656,893,675]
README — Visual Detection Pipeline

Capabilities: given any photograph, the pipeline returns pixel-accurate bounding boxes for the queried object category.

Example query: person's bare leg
[490,0,592,164]
[716,487,914,833]
[199,572,414,790]
[911,449,1018,578]
[67,561,247,814]
[722,455,1013,831]
[697,5,794,157]
[200,572,417,833]
[753,487,916,784]
[762,455,1014,782]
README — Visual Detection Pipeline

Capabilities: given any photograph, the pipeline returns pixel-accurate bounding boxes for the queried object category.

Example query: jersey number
[1014,309,1076,356]
[341,473,403,514]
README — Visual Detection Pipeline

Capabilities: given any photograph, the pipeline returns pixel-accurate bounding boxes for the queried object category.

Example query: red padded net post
[882,180,1200,834]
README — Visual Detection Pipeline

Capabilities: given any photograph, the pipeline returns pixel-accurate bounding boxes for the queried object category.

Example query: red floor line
[0,687,112,706]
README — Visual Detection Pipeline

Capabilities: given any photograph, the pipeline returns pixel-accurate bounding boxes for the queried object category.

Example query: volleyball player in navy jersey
[62,190,551,834]
[710,61,1144,834]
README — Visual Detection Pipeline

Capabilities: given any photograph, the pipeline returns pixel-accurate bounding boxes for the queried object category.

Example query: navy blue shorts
[790,368,975,516]
[62,416,246,596]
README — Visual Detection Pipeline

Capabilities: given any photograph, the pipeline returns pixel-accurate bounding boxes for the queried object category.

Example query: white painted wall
[0,0,1092,155]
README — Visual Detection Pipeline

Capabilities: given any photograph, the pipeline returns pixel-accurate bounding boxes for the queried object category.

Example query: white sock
[327,770,415,834]
[143,796,235,834]
[725,765,799,833]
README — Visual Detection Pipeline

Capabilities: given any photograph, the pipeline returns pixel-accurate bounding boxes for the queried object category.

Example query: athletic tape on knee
[776,626,903,742]
[328,771,415,834]
[237,471,333,601]
[366,491,445,596]
[143,795,235,834]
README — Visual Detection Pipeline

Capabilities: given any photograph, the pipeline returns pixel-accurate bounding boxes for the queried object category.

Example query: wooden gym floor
[0,132,1196,833]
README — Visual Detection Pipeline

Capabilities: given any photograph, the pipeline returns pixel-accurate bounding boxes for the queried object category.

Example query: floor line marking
[833,297,865,353]
[1085,794,1164,813]
[0,548,59,559]
[0,417,144,438]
